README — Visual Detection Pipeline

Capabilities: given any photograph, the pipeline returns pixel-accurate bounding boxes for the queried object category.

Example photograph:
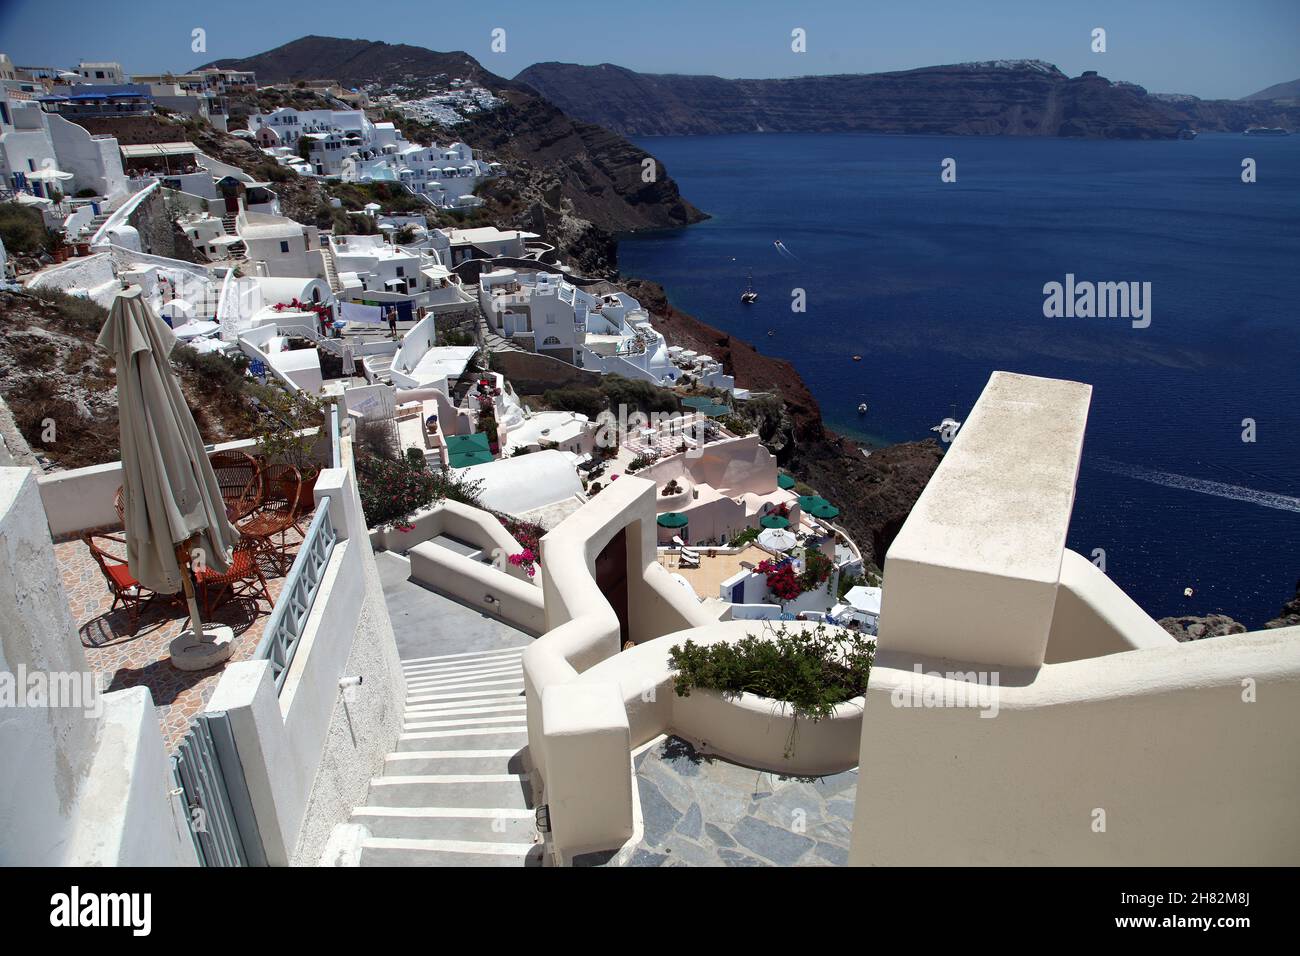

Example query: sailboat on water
[741,271,758,304]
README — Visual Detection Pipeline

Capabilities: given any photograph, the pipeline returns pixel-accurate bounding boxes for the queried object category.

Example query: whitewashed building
[245,106,496,208]
[478,268,734,390]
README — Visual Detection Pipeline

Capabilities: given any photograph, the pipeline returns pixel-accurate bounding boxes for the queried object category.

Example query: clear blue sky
[1,0,1296,100]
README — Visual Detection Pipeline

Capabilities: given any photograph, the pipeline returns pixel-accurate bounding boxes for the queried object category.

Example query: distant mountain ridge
[1241,78,1300,102]
[514,60,1300,138]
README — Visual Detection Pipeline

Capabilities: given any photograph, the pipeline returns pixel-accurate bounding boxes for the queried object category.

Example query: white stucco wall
[0,466,194,866]
[851,630,1300,865]
[46,113,128,198]
[201,448,404,866]
[0,467,98,864]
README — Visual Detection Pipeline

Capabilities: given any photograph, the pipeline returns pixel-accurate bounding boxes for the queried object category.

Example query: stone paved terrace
[55,511,312,752]
[584,736,856,867]
[658,544,769,597]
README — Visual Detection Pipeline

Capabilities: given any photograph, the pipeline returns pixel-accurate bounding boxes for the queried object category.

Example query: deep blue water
[621,132,1300,626]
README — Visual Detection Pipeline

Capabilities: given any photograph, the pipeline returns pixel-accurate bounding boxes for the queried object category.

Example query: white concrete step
[352,806,537,844]
[404,714,527,732]
[404,666,523,687]
[405,677,525,696]
[359,837,542,867]
[396,728,529,751]
[401,647,524,665]
[384,749,525,775]
[363,775,532,810]
[402,649,524,667]
[405,687,525,705]
[403,660,524,678]
[403,701,527,720]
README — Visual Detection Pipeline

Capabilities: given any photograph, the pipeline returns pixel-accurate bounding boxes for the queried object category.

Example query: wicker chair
[236,465,302,572]
[83,532,158,635]
[209,450,263,521]
[194,539,273,618]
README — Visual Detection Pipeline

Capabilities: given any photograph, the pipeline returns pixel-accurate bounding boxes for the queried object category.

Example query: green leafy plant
[356,452,439,530]
[0,203,52,257]
[800,546,835,593]
[251,384,326,479]
[729,526,760,548]
[668,622,873,754]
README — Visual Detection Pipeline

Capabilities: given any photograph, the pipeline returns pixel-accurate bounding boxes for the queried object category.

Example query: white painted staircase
[350,647,543,866]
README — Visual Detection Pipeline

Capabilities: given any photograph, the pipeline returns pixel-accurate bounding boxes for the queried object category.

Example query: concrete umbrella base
[169,626,235,671]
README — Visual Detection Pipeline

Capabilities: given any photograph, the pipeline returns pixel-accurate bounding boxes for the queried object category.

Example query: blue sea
[621,132,1300,626]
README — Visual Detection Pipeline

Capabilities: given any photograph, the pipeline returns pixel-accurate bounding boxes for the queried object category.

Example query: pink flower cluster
[508,548,537,578]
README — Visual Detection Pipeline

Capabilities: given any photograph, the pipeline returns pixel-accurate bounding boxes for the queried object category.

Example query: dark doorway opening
[595,527,630,645]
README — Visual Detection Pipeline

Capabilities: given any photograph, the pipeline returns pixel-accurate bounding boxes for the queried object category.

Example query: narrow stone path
[592,736,857,867]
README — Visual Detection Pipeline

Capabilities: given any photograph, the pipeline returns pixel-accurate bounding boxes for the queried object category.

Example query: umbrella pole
[181,563,205,637]
[169,536,234,670]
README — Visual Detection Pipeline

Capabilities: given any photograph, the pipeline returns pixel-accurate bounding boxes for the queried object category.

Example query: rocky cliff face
[518,60,1300,139]
[517,60,1194,138]
[1158,614,1248,642]
[1158,579,1300,639]
[1264,580,1300,630]
[1153,95,1300,132]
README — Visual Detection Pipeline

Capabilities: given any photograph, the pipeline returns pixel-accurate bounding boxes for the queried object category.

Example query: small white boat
[741,271,758,303]
[857,403,868,415]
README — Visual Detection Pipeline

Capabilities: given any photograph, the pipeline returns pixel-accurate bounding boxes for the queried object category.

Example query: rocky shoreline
[1160,580,1300,640]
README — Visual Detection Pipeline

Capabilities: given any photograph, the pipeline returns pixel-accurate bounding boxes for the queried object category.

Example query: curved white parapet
[1046,548,1178,663]
[577,618,866,777]
[89,180,158,249]
[523,476,869,860]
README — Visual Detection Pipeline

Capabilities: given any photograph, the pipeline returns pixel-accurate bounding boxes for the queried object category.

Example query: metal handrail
[253,496,337,693]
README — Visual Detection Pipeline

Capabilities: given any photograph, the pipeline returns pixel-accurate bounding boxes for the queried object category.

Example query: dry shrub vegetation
[0,289,262,469]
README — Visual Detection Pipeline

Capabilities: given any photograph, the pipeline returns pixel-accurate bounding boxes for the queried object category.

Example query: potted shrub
[668,621,874,758]
[48,230,69,263]
[253,386,328,507]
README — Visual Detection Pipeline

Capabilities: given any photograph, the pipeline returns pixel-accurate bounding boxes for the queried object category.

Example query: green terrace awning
[777,473,796,490]
[446,432,494,468]
[446,432,491,454]
[450,449,494,468]
[759,514,790,529]
[657,512,689,528]
[811,502,839,519]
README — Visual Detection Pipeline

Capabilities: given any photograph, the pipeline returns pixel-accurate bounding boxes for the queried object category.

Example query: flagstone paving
[54,513,312,752]
[581,735,857,867]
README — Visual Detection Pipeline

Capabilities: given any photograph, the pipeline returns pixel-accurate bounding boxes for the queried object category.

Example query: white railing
[253,498,337,694]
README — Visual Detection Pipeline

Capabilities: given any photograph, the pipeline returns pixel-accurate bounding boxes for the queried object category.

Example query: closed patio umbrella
[97,287,240,669]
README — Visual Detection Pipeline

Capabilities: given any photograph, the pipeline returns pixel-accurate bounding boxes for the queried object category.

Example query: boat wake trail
[1089,458,1300,513]
[773,239,799,261]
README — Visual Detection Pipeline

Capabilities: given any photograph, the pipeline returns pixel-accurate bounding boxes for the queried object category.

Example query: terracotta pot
[297,468,319,509]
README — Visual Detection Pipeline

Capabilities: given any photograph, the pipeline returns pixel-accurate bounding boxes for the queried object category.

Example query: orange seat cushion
[106,564,139,591]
